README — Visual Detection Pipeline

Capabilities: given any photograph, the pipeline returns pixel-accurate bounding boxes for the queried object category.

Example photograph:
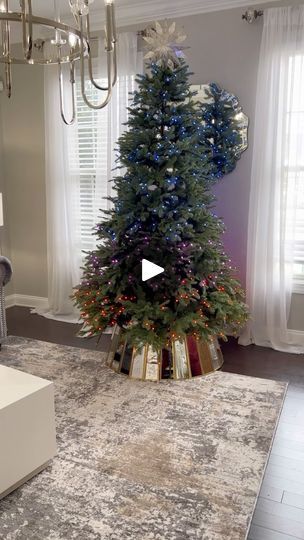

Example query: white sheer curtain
[240,6,304,352]
[37,32,141,323]
[35,65,82,323]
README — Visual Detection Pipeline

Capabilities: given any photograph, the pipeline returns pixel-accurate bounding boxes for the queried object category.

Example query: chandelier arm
[80,49,113,110]
[85,14,117,92]
[79,15,113,110]
[87,42,117,91]
[111,43,117,87]
[107,0,118,87]
[20,0,33,61]
[4,62,12,98]
[2,1,10,59]
[2,1,11,97]
[87,51,108,91]
[105,0,118,87]
[59,61,76,125]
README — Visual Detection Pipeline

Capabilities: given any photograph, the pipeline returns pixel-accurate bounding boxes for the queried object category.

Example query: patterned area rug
[0,336,286,540]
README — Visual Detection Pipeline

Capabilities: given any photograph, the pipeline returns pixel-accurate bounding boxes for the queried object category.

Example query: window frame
[286,56,304,292]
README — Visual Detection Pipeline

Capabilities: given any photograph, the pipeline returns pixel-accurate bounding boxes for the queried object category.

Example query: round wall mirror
[191,83,249,177]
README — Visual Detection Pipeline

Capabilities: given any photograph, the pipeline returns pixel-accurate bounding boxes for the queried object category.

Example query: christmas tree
[73,22,248,350]
[200,82,246,180]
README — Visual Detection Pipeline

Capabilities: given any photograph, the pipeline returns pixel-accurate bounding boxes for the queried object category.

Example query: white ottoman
[0,365,57,498]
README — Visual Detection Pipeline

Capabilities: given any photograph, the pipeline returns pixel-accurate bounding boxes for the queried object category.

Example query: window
[68,79,110,252]
[68,75,136,252]
[286,55,304,290]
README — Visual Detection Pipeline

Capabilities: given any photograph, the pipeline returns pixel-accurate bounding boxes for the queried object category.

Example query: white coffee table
[0,364,57,498]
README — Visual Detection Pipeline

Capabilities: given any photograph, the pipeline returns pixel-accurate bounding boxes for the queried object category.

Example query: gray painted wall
[1,62,47,298]
[1,2,303,327]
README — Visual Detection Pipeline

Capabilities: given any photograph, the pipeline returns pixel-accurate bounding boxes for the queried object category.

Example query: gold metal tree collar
[107,328,224,382]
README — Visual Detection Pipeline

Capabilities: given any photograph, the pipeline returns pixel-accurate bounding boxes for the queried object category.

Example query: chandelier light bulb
[68,33,78,48]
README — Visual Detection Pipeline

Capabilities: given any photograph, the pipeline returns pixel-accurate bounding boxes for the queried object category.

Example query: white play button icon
[142,259,164,281]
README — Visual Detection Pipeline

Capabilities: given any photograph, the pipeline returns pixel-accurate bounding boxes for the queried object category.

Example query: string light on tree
[73,20,248,358]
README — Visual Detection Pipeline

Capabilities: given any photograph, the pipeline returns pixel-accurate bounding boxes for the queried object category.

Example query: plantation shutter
[68,80,110,251]
[68,69,138,253]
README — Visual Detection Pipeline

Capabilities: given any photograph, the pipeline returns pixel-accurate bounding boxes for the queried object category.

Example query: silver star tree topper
[143,21,187,70]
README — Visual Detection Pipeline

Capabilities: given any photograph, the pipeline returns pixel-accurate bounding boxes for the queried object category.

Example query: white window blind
[286,55,304,287]
[68,75,136,252]
[68,79,109,251]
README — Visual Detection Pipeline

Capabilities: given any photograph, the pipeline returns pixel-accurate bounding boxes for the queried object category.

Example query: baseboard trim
[288,329,304,345]
[5,294,49,310]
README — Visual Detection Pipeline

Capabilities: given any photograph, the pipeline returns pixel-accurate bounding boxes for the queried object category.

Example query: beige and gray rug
[0,336,286,540]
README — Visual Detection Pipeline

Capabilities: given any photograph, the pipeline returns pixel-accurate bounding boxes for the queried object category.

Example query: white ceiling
[8,0,278,29]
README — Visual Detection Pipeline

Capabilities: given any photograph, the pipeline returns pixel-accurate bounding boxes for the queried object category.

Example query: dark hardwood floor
[221,337,304,388]
[6,306,304,386]
[5,306,304,540]
[6,306,112,352]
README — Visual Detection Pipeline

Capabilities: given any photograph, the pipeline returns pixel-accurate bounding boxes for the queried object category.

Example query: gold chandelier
[0,0,117,124]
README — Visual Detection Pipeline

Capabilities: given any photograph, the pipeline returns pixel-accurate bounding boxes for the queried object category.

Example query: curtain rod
[242,9,263,23]
[137,10,263,32]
